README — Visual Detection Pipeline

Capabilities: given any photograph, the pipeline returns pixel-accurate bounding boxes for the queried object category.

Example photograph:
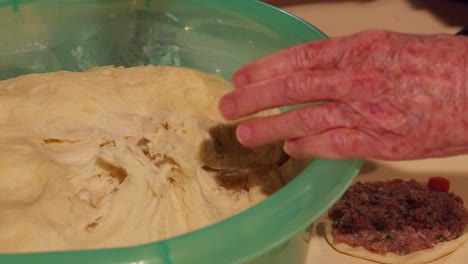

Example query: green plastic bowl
[0,0,363,263]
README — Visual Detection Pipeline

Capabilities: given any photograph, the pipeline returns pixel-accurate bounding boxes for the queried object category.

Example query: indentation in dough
[99,140,116,147]
[76,158,128,208]
[136,137,176,166]
[136,136,183,186]
[85,216,104,232]
[136,138,150,157]
[42,138,81,144]
[95,158,127,185]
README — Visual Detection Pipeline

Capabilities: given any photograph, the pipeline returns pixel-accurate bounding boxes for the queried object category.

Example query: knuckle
[284,73,310,103]
[358,29,392,42]
[292,46,312,69]
[329,131,353,158]
[342,30,394,66]
[295,108,318,135]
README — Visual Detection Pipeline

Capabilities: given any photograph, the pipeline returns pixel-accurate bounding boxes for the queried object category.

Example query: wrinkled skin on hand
[219,30,468,160]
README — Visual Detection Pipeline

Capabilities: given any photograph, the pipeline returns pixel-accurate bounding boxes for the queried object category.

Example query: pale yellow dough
[0,66,286,253]
[323,218,468,264]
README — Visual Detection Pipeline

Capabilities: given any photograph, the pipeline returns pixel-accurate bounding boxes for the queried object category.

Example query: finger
[232,38,343,87]
[236,103,358,147]
[220,69,379,120]
[283,128,375,159]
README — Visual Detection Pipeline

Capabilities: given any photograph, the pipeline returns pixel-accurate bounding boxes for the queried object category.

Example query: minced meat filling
[328,179,468,255]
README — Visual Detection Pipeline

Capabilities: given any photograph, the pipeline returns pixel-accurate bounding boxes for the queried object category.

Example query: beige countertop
[274,0,468,36]
[268,1,468,263]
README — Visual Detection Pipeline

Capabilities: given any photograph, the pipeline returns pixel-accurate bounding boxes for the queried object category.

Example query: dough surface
[0,66,286,253]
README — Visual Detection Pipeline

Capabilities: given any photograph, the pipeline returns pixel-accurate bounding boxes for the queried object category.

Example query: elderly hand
[219,30,468,160]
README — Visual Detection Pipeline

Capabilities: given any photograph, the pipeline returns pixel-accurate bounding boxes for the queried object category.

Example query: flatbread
[323,218,468,264]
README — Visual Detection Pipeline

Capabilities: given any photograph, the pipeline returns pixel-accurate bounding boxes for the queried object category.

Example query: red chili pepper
[427,177,450,192]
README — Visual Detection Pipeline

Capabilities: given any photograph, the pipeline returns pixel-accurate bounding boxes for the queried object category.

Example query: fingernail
[219,97,236,118]
[284,141,295,155]
[237,124,252,143]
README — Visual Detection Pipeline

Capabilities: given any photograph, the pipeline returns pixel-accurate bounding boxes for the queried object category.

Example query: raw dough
[0,66,287,253]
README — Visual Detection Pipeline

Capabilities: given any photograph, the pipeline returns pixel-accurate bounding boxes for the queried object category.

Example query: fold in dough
[0,66,287,253]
